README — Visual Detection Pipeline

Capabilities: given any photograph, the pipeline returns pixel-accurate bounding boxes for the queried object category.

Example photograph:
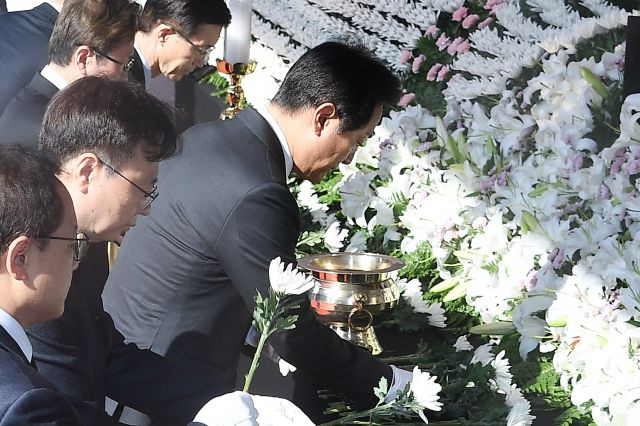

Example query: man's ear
[73,45,93,76]
[5,236,32,281]
[313,103,338,136]
[156,24,174,44]
[66,154,101,195]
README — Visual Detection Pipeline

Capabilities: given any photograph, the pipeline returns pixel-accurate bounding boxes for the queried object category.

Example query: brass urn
[298,252,404,355]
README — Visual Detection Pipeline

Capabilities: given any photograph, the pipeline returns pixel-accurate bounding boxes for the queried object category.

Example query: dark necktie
[29,356,38,371]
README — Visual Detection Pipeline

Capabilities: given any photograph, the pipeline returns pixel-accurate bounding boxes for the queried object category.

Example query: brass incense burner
[299,253,404,355]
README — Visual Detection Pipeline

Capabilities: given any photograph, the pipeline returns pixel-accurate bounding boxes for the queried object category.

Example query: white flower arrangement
[251,0,640,424]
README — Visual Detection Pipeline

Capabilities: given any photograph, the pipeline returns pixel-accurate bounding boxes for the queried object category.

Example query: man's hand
[190,391,314,426]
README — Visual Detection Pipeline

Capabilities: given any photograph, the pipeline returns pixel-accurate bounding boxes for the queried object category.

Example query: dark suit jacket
[28,243,224,426]
[0,326,81,425]
[103,107,392,410]
[0,73,57,147]
[128,49,146,86]
[0,3,58,116]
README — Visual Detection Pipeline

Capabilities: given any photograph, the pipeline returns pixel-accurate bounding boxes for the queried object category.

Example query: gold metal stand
[216,59,256,120]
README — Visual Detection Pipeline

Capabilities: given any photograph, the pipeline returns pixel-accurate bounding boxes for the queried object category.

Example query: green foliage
[199,69,229,99]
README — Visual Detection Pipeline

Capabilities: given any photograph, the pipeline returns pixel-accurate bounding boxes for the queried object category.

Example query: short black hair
[272,40,402,132]
[49,0,140,66]
[139,0,231,35]
[39,76,181,168]
[0,145,64,253]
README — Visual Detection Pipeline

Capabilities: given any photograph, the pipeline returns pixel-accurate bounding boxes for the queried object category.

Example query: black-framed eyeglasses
[92,47,135,73]
[98,158,158,210]
[173,28,214,61]
[32,233,90,262]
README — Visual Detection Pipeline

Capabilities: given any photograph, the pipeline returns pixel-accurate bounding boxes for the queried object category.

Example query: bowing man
[131,0,230,86]
[0,0,63,115]
[0,0,140,147]
[104,39,415,421]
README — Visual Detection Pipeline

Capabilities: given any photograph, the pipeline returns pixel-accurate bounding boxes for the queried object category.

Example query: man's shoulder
[0,78,52,147]
[0,347,51,398]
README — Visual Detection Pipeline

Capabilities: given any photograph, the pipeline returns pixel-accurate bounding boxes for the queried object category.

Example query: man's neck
[45,63,77,87]
[135,32,161,78]
[45,0,64,12]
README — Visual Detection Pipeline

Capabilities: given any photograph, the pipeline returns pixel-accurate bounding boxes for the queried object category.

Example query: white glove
[190,391,314,426]
[384,365,413,403]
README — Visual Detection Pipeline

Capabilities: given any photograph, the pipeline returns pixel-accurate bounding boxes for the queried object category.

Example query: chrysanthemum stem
[319,402,395,426]
[243,323,270,392]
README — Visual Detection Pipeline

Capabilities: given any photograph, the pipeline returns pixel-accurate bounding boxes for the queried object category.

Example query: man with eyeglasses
[0,0,139,147]
[0,143,312,425]
[0,144,87,424]
[130,0,230,86]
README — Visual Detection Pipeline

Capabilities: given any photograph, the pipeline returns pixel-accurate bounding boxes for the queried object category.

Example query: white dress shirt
[40,64,69,90]
[256,107,293,178]
[134,44,152,87]
[0,307,32,362]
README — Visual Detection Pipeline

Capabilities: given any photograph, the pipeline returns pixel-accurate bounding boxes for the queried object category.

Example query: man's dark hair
[39,76,180,167]
[272,40,402,132]
[49,0,140,66]
[0,145,63,253]
[139,0,231,35]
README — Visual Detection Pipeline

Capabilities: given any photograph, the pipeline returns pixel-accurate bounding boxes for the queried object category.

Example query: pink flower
[477,17,494,29]
[462,14,480,29]
[424,25,440,38]
[426,63,443,81]
[436,65,450,82]
[398,93,416,108]
[412,54,426,74]
[435,34,451,51]
[456,40,471,54]
[447,37,463,55]
[400,49,412,65]
[452,6,468,22]
[485,0,505,12]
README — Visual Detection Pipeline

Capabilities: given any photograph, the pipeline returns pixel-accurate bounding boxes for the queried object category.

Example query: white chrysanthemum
[470,343,495,366]
[491,350,513,392]
[453,336,473,352]
[424,302,446,328]
[410,366,443,423]
[268,257,314,295]
[504,385,535,426]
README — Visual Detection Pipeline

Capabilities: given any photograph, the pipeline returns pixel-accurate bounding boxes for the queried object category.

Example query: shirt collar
[134,44,152,86]
[0,308,32,362]
[256,107,293,177]
[40,64,69,91]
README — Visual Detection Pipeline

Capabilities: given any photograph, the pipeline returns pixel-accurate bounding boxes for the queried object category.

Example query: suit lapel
[237,107,287,182]
[29,72,59,101]
[0,326,33,369]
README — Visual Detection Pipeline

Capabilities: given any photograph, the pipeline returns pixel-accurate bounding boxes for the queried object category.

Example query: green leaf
[521,211,538,233]
[469,321,516,335]
[429,276,459,293]
[443,279,470,302]
[528,184,549,198]
[373,376,389,401]
[580,66,608,99]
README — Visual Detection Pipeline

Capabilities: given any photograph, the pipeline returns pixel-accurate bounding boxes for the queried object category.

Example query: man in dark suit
[130,0,230,86]
[27,76,224,425]
[0,143,309,425]
[0,1,63,115]
[0,144,86,425]
[0,0,140,147]
[104,40,413,420]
